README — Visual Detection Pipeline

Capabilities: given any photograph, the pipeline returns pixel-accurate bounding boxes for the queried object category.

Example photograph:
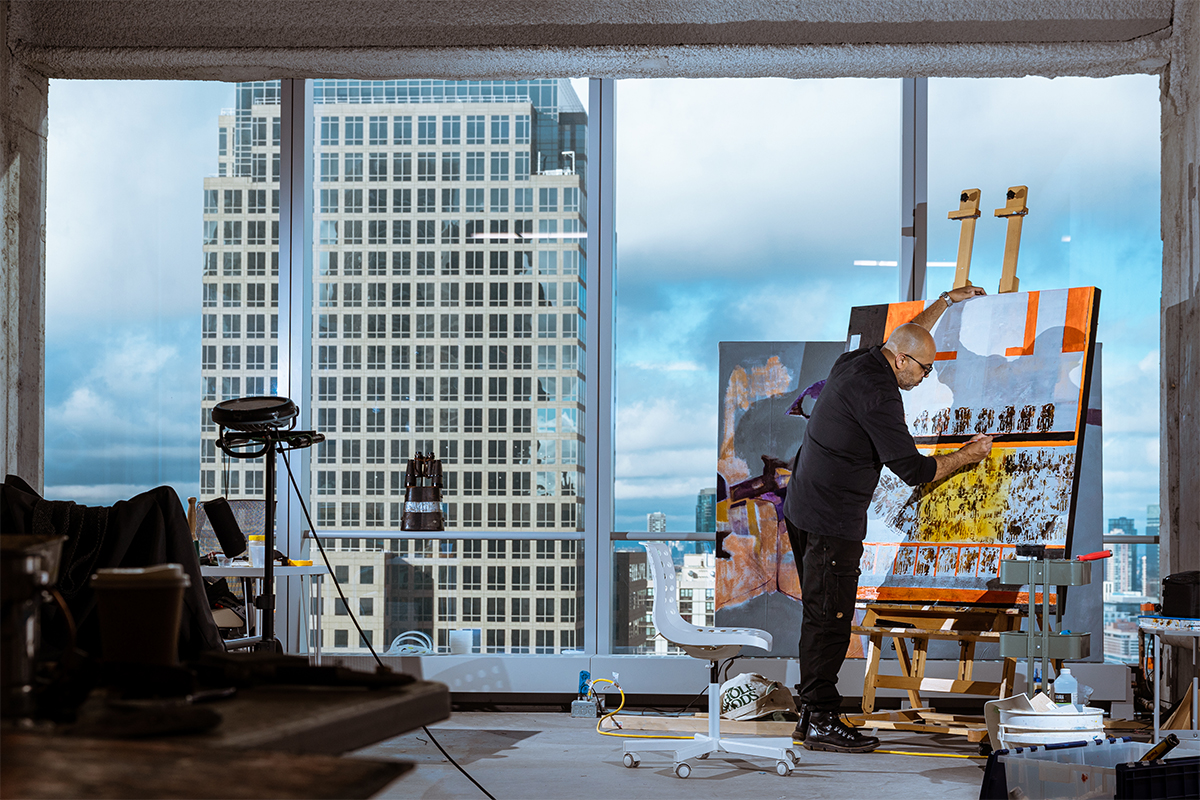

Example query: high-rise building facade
[1106,517,1138,594]
[201,79,588,654]
[647,512,667,533]
[695,488,716,533]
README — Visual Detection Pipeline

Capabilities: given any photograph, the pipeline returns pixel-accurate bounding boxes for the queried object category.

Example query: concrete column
[1161,0,1200,700]
[1,0,48,490]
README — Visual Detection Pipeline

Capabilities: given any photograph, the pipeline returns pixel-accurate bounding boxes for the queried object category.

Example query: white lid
[91,563,191,588]
[1060,668,1072,674]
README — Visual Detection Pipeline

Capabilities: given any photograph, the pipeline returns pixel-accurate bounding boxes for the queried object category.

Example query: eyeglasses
[902,353,934,377]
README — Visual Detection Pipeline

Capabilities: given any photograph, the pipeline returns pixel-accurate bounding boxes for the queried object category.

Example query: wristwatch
[939,291,954,307]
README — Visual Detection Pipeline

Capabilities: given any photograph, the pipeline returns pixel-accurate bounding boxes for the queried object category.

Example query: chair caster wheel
[776,760,793,776]
[623,753,639,768]
[786,749,799,766]
[674,761,691,779]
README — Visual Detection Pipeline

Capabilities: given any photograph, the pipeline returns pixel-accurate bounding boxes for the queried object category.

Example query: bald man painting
[784,285,993,753]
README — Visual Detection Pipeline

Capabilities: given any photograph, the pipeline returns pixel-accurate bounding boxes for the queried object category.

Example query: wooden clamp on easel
[850,604,1022,740]
[948,188,981,289]
[995,185,1029,293]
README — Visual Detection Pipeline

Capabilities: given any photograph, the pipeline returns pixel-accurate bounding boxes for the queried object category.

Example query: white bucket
[999,707,1104,730]
[997,725,1105,748]
[997,706,1106,749]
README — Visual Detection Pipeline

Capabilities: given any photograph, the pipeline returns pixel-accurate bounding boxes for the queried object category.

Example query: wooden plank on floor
[601,714,796,736]
[859,708,931,723]
[922,712,989,725]
[846,716,987,738]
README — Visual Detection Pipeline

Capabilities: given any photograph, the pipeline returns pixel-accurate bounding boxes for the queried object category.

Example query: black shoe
[792,703,811,742]
[801,711,880,753]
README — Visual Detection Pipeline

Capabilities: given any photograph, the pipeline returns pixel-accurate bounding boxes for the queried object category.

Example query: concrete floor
[355,712,988,799]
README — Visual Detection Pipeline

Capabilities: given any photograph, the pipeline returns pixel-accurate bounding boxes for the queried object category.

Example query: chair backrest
[643,541,683,635]
[195,499,266,556]
[641,541,772,653]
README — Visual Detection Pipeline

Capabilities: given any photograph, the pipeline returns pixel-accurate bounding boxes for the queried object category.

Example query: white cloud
[42,484,164,505]
[45,80,232,335]
[629,360,704,372]
[44,328,197,492]
[616,78,902,277]
[616,400,715,454]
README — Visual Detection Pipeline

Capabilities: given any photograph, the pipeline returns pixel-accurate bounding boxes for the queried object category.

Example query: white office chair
[621,542,799,778]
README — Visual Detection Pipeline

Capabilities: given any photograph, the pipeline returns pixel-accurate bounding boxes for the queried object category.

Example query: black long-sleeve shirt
[782,346,936,541]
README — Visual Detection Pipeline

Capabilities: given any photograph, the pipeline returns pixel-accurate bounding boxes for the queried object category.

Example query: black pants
[786,517,863,712]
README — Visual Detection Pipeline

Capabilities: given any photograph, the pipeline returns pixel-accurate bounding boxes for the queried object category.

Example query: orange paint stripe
[915,437,1078,451]
[883,300,926,343]
[1004,290,1040,357]
[934,351,957,361]
[1062,287,1092,353]
[872,587,1023,604]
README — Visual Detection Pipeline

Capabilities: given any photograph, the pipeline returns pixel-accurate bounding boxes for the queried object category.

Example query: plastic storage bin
[1116,756,1200,799]
[980,738,1152,800]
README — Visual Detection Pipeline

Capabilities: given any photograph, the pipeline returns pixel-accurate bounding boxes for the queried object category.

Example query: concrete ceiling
[6,0,1177,80]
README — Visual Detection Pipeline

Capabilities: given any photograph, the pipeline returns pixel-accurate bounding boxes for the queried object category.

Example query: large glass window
[927,76,1162,662]
[45,80,248,506]
[613,79,902,535]
[303,80,590,653]
[44,74,1163,664]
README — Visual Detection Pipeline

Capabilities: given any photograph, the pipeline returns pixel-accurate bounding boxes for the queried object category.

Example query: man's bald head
[883,323,936,390]
[884,323,936,362]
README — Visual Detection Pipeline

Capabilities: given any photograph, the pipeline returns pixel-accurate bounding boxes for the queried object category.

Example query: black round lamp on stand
[212,396,322,652]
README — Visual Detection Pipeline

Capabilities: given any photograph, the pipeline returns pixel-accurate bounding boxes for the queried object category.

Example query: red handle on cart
[1075,550,1112,561]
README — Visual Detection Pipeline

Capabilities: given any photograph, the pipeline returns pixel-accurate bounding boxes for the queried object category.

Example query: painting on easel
[849,286,1101,605]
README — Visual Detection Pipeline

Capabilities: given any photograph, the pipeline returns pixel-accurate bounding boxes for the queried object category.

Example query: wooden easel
[852,604,1022,730]
[995,185,1028,293]
[946,184,1029,294]
[948,188,981,290]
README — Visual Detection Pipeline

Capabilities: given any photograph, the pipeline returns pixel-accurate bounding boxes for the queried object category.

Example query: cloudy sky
[44,75,1162,540]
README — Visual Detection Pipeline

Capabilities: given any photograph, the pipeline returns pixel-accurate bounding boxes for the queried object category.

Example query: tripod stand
[214,398,322,652]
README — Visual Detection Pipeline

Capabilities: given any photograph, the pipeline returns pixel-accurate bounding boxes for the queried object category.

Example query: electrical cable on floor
[589,678,694,740]
[874,750,987,759]
[280,452,497,800]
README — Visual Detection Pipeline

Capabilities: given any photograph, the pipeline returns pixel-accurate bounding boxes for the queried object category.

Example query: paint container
[248,535,266,568]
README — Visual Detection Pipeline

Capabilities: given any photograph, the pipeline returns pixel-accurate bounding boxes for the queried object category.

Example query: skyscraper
[1107,516,1138,594]
[1144,504,1161,594]
[201,79,588,654]
[695,487,716,533]
[647,512,666,533]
